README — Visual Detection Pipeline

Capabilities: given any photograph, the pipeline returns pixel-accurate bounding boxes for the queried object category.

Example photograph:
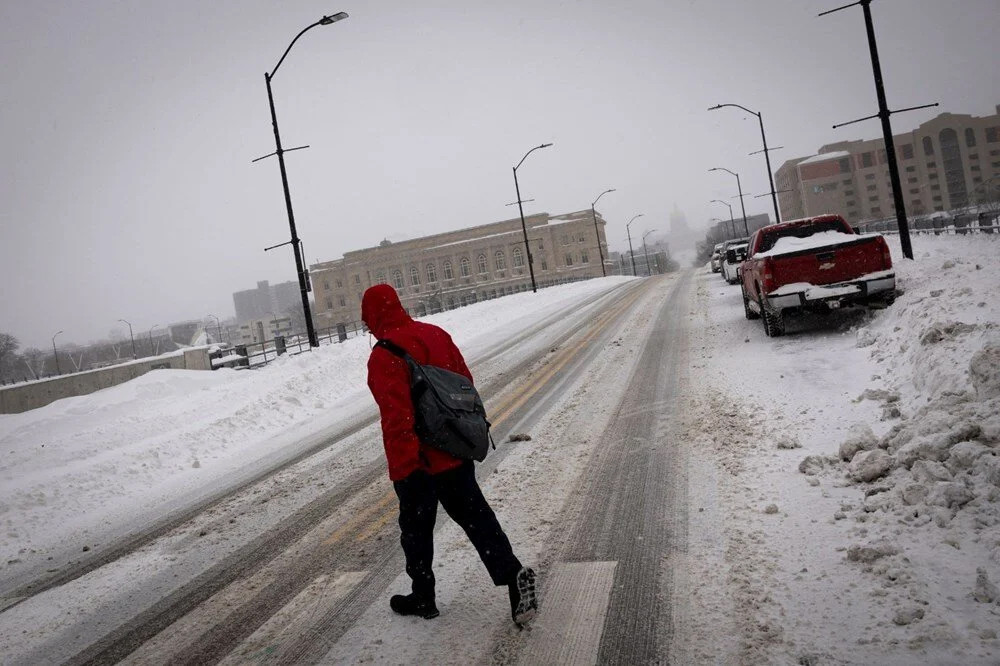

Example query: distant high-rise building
[776,105,1000,224]
[232,280,301,324]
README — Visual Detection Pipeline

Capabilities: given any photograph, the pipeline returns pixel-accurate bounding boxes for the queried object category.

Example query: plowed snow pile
[685,233,999,665]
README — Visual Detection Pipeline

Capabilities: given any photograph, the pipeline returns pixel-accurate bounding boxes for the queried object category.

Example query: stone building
[776,105,1000,224]
[310,209,610,329]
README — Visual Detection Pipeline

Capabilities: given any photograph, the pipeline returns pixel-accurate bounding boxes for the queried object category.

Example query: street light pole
[626,214,644,277]
[118,319,137,359]
[513,143,553,293]
[591,188,615,277]
[259,12,349,348]
[148,325,158,358]
[642,229,657,276]
[711,199,735,238]
[709,167,750,236]
[51,331,63,375]
[708,103,781,224]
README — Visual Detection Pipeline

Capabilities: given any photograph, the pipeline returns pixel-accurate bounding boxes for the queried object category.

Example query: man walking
[361,283,537,626]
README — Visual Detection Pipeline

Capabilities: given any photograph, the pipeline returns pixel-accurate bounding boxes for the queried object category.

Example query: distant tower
[670,204,691,240]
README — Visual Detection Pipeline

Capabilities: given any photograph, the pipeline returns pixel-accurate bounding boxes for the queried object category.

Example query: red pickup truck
[740,214,895,337]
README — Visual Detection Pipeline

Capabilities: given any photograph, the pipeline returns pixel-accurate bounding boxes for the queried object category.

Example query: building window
[846,200,856,207]
[565,253,573,266]
[842,178,852,186]
[336,279,343,288]
[325,298,333,309]
[460,257,471,277]
[986,127,999,143]
[905,166,916,173]
[339,296,346,307]
[869,196,879,202]
[495,251,506,270]
[561,235,569,245]
[426,263,437,283]
[513,247,524,267]
[537,240,544,250]
[443,260,453,280]
[409,267,420,286]
[581,250,589,263]
[323,280,330,290]
[872,207,882,216]
[839,158,851,173]
[932,196,942,202]
[374,271,385,284]
[911,200,921,207]
[923,136,934,156]
[931,184,941,191]
[867,184,877,191]
[969,153,979,160]
[971,165,981,171]
[927,162,937,169]
[901,144,914,159]
[864,173,875,180]
[965,128,977,147]
[477,254,488,274]
[540,258,548,271]
[928,172,938,180]
[907,177,917,184]
[354,275,361,285]
[392,270,403,289]
[861,152,874,168]
[939,127,968,207]
[845,189,855,196]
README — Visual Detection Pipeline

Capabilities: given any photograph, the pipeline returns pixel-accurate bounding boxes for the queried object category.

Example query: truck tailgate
[771,236,887,287]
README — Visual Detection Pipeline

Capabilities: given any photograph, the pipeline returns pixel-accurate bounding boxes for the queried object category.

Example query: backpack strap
[374,339,411,361]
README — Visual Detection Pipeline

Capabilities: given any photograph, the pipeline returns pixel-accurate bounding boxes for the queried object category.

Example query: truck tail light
[878,236,893,268]
[762,257,775,292]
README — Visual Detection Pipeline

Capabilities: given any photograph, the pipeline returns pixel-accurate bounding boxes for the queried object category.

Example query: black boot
[390,593,439,619]
[508,567,537,627]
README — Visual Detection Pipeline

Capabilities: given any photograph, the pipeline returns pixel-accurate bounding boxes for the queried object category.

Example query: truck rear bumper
[767,274,895,310]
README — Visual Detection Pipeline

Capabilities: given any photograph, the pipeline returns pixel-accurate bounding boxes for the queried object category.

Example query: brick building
[776,105,1000,224]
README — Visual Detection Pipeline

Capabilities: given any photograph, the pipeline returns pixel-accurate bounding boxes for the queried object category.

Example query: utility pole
[591,188,616,277]
[820,0,938,260]
[512,143,553,293]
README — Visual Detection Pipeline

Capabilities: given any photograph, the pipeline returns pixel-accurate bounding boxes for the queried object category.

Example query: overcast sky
[1,0,997,349]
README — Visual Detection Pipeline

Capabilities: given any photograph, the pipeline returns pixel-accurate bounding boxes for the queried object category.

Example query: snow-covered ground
[0,277,634,576]
[681,233,1000,664]
[2,233,998,664]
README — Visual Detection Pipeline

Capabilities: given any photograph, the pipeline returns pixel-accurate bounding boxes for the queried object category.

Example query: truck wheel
[763,304,785,337]
[743,292,760,320]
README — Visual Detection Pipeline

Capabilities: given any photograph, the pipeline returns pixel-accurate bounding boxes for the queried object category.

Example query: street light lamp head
[319,12,349,25]
[539,143,553,149]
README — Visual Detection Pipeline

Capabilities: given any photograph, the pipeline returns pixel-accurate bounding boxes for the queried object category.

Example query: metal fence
[856,210,999,236]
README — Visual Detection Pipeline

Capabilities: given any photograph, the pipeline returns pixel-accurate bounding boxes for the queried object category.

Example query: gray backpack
[376,340,493,462]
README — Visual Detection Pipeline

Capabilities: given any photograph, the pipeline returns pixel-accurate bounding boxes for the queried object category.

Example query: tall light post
[642,229,657,276]
[711,199,736,237]
[51,331,63,375]
[207,315,223,345]
[625,214,644,277]
[118,319,137,359]
[148,325,159,358]
[709,167,749,236]
[708,103,780,224]
[258,12,349,348]
[512,143,553,293]
[591,188,615,277]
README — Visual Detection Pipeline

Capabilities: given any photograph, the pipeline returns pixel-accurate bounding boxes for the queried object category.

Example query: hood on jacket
[361,284,413,339]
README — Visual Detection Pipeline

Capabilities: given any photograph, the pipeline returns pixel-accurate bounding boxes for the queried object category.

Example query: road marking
[218,571,367,666]
[322,491,395,546]
[519,561,618,666]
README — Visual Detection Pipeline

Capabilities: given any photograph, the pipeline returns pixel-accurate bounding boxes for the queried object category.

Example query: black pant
[393,461,521,599]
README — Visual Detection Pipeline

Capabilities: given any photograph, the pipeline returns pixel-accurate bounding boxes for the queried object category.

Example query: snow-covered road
[1,233,998,665]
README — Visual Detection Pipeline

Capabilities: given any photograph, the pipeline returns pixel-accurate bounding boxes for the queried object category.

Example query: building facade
[776,105,1000,224]
[232,280,301,325]
[310,209,610,329]
[238,315,293,345]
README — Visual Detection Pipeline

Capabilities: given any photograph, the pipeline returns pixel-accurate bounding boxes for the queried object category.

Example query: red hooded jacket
[362,284,469,481]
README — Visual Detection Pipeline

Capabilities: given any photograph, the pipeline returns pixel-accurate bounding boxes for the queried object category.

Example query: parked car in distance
[710,243,725,272]
[721,238,749,284]
[740,214,895,337]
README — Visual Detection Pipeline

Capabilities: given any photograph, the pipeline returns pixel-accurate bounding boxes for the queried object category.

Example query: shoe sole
[513,568,537,626]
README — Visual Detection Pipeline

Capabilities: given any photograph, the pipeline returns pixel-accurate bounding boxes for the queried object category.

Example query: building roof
[798,150,851,166]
